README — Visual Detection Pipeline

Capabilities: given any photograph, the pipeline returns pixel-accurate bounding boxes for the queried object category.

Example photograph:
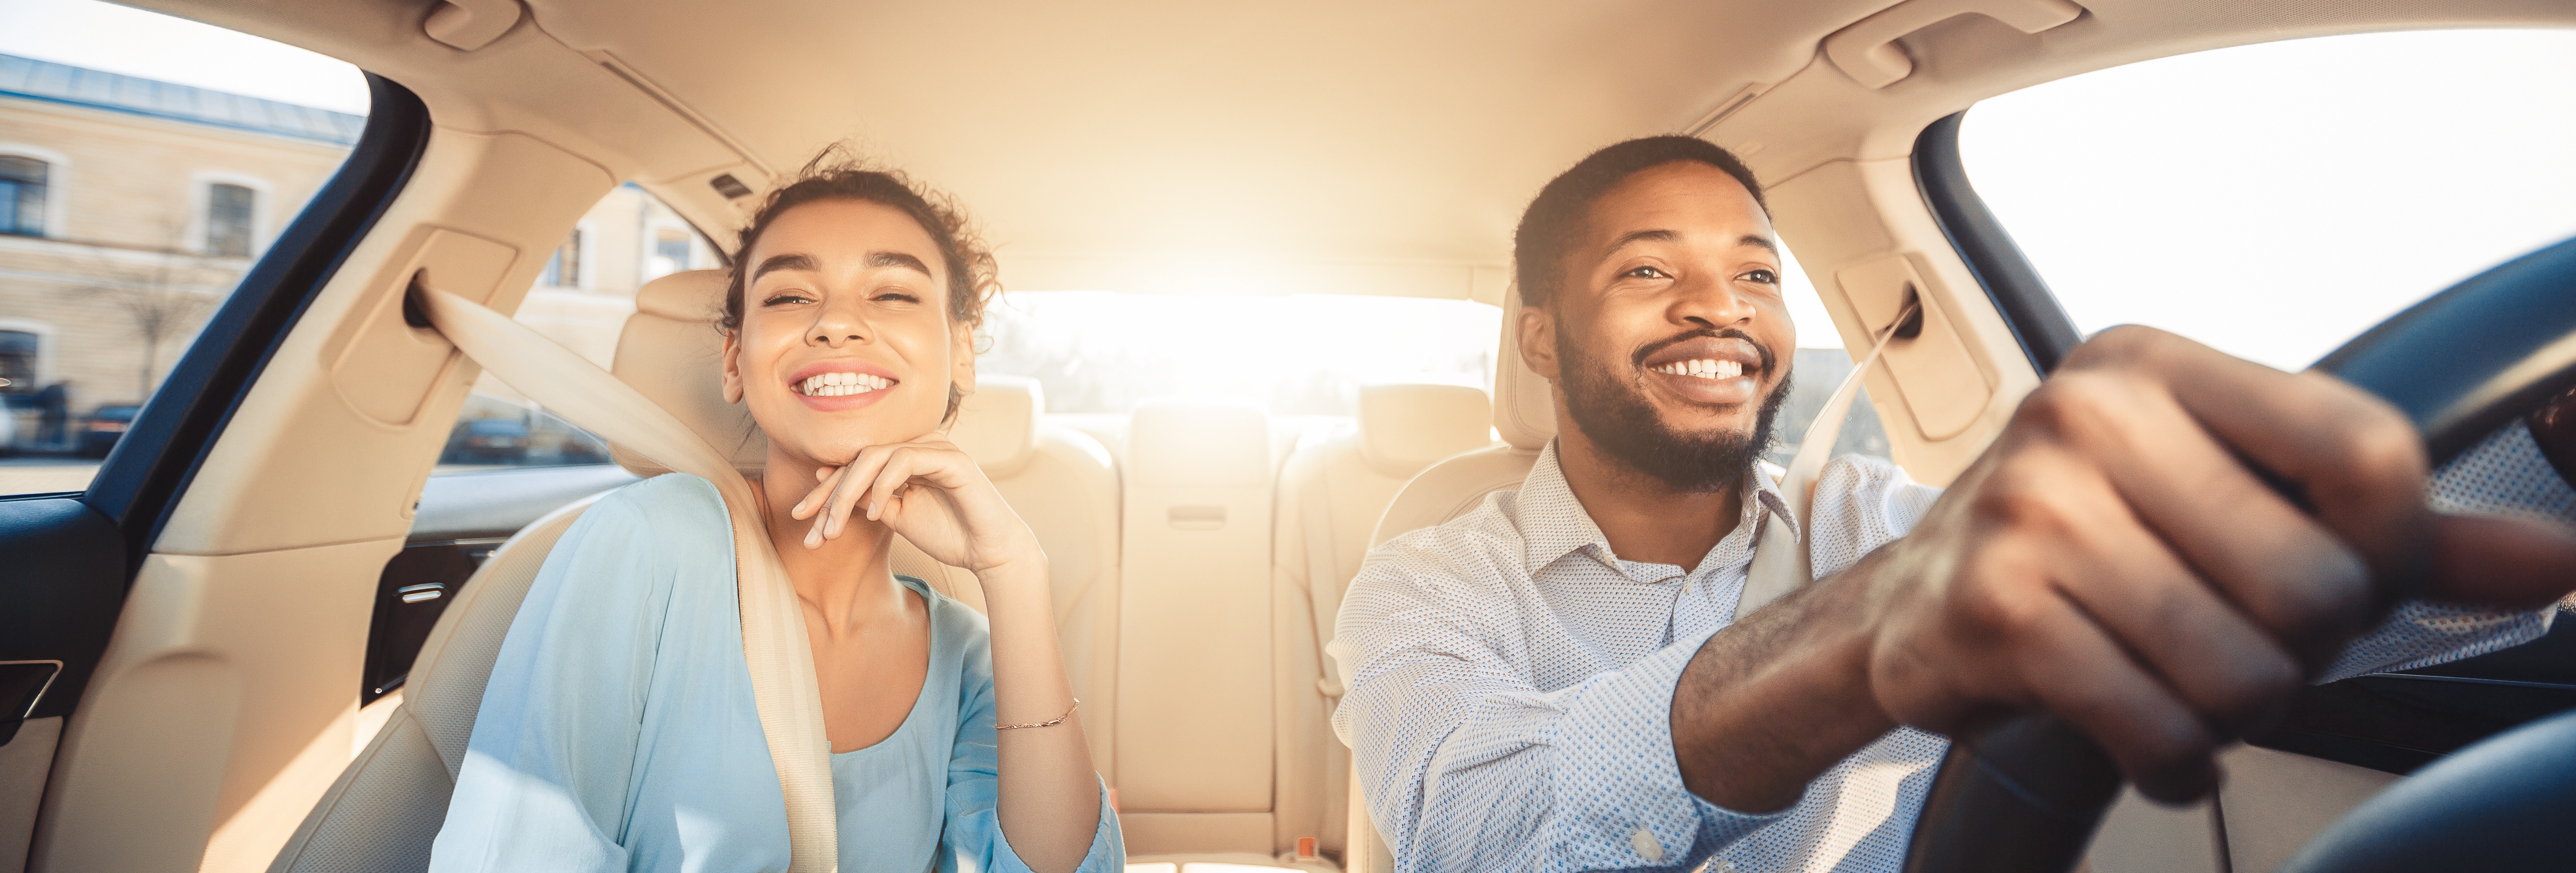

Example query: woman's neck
[755,456,910,639]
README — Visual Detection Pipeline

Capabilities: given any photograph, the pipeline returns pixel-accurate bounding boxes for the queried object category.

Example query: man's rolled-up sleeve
[1330,533,1783,873]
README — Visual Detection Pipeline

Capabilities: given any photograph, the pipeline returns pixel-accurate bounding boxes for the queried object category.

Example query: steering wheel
[1900,234,2576,873]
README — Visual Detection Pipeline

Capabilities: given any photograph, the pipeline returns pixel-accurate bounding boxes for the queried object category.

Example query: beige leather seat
[267,269,1121,872]
[1270,383,1493,862]
[1335,286,1556,873]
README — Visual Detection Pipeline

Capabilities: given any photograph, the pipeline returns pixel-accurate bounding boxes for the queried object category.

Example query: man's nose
[1669,270,1758,330]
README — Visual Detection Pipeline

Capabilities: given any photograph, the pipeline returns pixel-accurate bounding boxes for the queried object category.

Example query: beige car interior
[10,0,2576,872]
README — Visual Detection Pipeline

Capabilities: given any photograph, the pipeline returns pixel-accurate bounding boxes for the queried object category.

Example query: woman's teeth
[1652,358,1746,379]
[797,371,892,396]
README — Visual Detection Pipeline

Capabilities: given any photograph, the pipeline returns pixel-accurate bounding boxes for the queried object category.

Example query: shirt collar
[1515,439,1798,575]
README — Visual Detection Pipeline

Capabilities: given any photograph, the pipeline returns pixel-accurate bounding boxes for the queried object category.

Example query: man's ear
[720,330,746,405]
[1517,305,1561,381]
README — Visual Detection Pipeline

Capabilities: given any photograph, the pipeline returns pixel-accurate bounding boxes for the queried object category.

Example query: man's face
[1522,160,1796,492]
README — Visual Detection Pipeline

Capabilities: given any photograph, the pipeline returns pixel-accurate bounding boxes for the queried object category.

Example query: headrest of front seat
[1492,282,1557,450]
[950,375,1042,477]
[1357,383,1494,477]
[612,269,768,477]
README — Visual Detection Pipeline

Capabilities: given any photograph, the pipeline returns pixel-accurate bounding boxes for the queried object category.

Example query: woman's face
[722,198,975,466]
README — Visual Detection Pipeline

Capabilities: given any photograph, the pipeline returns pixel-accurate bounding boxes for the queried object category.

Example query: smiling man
[1328,136,2576,872]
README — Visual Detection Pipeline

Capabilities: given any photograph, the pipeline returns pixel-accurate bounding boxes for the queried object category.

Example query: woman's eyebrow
[751,252,815,281]
[866,251,932,276]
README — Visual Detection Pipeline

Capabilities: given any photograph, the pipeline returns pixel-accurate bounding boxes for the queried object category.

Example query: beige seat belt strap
[415,283,841,872]
[1736,299,1919,620]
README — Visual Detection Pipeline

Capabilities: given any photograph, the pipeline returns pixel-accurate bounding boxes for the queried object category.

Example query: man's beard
[1557,323,1792,494]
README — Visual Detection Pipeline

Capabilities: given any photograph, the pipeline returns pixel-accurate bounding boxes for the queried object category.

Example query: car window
[0,0,370,496]
[436,183,720,474]
[1958,29,2576,372]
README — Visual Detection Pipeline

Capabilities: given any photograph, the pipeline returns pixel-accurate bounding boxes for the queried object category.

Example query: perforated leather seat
[1270,383,1493,860]
[268,270,1121,872]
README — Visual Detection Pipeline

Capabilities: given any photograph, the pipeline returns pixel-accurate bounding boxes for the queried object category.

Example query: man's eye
[1741,269,1779,285]
[1624,266,1670,280]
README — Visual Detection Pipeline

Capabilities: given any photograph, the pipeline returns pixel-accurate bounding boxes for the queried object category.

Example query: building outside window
[0,154,43,236]
[204,181,254,256]
[539,229,582,287]
[0,328,38,395]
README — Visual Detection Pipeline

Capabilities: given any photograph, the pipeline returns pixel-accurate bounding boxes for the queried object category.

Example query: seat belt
[1736,298,1920,619]
[414,282,841,872]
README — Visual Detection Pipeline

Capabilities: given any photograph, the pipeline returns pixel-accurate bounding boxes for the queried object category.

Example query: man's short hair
[1512,136,1768,309]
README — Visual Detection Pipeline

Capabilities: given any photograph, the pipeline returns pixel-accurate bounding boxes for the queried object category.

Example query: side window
[0,154,45,235]
[1959,29,2576,371]
[0,1,369,495]
[433,184,717,474]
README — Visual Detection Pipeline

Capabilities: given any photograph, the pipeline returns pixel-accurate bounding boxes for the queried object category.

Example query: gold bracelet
[996,698,1079,730]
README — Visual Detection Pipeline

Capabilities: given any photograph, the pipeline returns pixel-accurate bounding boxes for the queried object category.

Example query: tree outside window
[0,155,44,236]
[205,182,254,256]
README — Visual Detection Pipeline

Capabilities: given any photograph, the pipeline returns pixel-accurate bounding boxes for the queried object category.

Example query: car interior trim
[1910,111,2081,375]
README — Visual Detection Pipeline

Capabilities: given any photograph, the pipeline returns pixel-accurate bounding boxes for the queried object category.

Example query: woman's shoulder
[555,473,736,564]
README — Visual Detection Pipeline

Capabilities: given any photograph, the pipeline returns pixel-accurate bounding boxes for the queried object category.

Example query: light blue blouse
[428,473,1123,873]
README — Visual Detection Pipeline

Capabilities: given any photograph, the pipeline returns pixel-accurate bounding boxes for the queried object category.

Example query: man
[1329,136,2576,872]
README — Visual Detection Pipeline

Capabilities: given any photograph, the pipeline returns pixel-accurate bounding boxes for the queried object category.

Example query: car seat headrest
[1357,383,1494,477]
[612,269,768,477]
[1492,282,1557,450]
[950,376,1042,477]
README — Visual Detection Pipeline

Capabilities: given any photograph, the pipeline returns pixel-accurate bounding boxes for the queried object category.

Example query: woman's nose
[808,298,870,346]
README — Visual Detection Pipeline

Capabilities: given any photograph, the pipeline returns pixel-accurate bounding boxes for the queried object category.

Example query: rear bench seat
[1269,384,1493,862]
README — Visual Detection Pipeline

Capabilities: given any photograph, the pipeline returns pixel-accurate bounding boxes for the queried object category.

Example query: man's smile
[1636,332,1768,407]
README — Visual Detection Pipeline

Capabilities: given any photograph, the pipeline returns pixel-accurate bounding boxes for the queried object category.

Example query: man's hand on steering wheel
[1849,325,2576,803]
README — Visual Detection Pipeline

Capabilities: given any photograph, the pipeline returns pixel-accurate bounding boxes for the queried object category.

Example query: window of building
[204,181,255,256]
[649,229,692,280]
[539,229,583,287]
[0,155,45,236]
[1959,29,2576,371]
[0,329,39,395]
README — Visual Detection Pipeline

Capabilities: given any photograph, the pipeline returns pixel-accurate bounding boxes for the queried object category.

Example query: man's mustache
[1630,327,1777,375]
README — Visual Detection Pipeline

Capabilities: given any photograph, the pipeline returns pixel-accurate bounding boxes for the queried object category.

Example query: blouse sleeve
[942,651,1125,873]
[428,477,705,871]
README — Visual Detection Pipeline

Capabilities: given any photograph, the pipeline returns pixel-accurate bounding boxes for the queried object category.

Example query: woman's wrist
[974,551,1051,596]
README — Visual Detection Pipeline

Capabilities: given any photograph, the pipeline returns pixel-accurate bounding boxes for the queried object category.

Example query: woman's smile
[788,360,902,412]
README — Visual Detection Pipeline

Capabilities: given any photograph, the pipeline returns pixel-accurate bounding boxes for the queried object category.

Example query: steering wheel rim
[1900,234,2576,873]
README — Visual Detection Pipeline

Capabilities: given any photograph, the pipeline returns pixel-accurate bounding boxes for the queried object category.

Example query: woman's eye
[873,291,921,303]
[760,292,813,306]
[1624,266,1670,280]
[1741,268,1779,285]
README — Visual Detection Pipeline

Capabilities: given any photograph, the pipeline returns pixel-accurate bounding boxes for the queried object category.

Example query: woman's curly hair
[719,144,1000,336]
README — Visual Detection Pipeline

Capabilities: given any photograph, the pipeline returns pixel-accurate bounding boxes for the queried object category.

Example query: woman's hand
[790,437,1044,575]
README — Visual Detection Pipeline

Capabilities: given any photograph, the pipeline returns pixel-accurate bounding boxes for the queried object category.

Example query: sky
[0,0,369,114]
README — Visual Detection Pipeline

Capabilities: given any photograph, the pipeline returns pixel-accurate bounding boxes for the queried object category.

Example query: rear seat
[1269,384,1493,861]
[888,374,1123,771]
[1114,399,1281,858]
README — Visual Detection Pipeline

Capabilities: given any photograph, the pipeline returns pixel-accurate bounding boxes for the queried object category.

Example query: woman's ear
[720,330,746,405]
[949,320,978,396]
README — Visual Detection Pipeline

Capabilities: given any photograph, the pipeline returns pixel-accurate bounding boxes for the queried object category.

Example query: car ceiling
[134,0,2576,294]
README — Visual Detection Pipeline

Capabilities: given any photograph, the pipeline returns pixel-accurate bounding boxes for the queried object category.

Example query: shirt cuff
[1544,629,1788,869]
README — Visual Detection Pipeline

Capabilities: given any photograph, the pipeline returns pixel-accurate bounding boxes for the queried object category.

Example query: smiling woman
[428,153,1123,873]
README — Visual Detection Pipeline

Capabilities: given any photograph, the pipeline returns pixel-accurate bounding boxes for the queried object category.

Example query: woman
[429,153,1120,873]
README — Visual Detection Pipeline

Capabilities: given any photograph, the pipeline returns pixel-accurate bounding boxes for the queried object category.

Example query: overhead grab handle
[424,0,522,52]
[1824,0,2085,89]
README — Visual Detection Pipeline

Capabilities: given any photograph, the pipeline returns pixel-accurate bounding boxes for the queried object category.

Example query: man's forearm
[1671,555,1896,812]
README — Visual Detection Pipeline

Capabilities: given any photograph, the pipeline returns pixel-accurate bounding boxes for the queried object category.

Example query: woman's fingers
[790,465,843,521]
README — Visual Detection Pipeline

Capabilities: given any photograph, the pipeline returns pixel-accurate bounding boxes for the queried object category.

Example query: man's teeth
[1652,359,1746,379]
[797,371,892,396]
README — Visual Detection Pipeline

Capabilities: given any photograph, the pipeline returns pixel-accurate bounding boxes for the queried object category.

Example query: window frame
[0,143,71,238]
[186,170,276,258]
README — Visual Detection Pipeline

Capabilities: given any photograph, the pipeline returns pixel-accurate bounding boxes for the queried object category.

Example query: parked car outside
[442,418,531,464]
[78,405,140,458]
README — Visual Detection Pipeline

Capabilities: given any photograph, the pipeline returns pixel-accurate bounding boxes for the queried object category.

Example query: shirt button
[1630,827,1665,863]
